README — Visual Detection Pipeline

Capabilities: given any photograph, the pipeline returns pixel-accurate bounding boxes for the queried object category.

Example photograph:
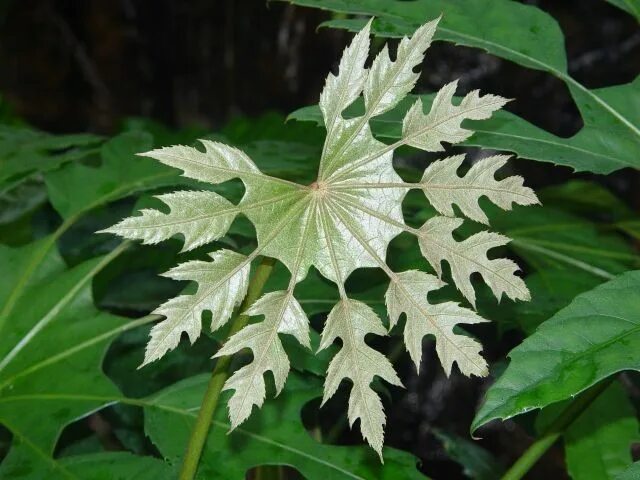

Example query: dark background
[1,1,638,478]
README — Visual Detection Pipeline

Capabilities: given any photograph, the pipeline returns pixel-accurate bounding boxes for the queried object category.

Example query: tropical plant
[102,17,538,460]
[0,1,639,479]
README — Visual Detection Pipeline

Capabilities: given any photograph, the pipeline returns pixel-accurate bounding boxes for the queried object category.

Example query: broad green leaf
[492,205,639,280]
[512,270,602,334]
[472,270,640,433]
[0,125,101,188]
[144,372,425,479]
[45,131,179,220]
[564,382,639,480]
[0,132,189,334]
[104,19,535,454]
[6,452,172,480]
[283,0,640,173]
[0,243,155,478]
[289,92,639,173]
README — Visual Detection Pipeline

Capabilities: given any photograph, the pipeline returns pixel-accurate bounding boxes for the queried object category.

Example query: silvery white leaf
[418,216,530,306]
[386,270,488,376]
[421,154,539,224]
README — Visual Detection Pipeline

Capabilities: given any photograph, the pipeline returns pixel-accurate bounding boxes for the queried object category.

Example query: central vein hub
[309,180,329,197]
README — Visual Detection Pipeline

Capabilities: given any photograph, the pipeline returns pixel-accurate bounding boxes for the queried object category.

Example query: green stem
[179,256,277,480]
[501,377,614,480]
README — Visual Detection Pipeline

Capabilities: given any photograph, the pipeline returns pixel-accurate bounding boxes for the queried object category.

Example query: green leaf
[103,19,535,454]
[564,382,639,480]
[616,462,640,480]
[45,131,179,220]
[284,0,640,173]
[0,125,101,188]
[434,429,505,480]
[493,205,639,280]
[0,243,155,478]
[144,372,426,479]
[7,452,172,480]
[472,270,640,433]
[605,0,640,20]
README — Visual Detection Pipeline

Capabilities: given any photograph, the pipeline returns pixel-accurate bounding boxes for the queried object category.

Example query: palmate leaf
[104,17,536,455]
[285,0,640,174]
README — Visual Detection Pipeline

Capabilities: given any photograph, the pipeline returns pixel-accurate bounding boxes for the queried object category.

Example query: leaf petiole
[179,256,277,480]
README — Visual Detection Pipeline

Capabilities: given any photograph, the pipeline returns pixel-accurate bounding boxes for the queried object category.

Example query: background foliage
[0,0,638,479]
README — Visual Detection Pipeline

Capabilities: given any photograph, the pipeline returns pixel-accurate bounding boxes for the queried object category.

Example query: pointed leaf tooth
[138,140,260,184]
[140,250,250,366]
[215,291,310,428]
[100,190,238,251]
[418,216,530,306]
[402,80,509,151]
[320,299,402,455]
[320,18,372,131]
[386,270,489,377]
[364,17,439,116]
[421,154,539,224]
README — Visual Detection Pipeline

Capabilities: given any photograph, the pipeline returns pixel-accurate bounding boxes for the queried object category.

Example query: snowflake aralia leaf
[319,299,403,459]
[214,291,310,428]
[320,18,372,136]
[102,16,536,456]
[420,154,540,225]
[418,216,530,307]
[402,80,510,152]
[386,270,488,376]
[99,191,238,252]
[142,250,250,366]
[364,18,439,117]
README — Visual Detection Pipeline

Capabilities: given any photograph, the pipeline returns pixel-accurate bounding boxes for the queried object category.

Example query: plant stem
[179,256,277,480]
[501,377,614,480]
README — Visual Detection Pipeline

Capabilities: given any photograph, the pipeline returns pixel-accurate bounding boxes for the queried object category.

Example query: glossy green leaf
[472,270,640,433]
